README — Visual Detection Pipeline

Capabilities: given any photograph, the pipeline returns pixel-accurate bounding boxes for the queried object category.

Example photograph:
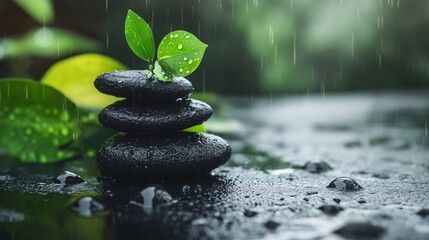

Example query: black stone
[334,222,385,240]
[318,205,344,216]
[243,209,259,218]
[302,160,333,173]
[97,132,231,179]
[94,70,194,100]
[327,177,363,191]
[417,208,429,217]
[264,220,280,230]
[99,99,212,133]
[53,171,84,185]
[333,198,341,204]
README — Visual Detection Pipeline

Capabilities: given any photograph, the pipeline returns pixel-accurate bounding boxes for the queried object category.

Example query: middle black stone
[99,98,213,133]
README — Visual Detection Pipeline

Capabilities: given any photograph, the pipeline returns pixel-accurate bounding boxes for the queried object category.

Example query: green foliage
[158,31,208,77]
[0,28,101,60]
[13,0,54,24]
[125,10,207,81]
[125,10,155,63]
[0,79,78,163]
[41,54,127,108]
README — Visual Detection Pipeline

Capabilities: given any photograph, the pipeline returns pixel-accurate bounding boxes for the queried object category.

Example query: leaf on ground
[0,78,79,163]
[41,54,127,109]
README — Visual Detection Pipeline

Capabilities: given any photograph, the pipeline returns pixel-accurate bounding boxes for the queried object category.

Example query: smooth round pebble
[97,132,231,179]
[318,205,344,216]
[334,222,385,240]
[99,99,212,133]
[94,70,194,100]
[53,171,84,185]
[327,177,363,191]
[302,160,333,173]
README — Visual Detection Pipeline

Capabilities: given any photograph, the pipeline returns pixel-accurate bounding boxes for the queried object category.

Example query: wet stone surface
[1,92,429,239]
[98,98,212,133]
[94,70,194,100]
[97,132,231,179]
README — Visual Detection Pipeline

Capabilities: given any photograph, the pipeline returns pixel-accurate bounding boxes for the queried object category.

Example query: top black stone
[94,70,194,100]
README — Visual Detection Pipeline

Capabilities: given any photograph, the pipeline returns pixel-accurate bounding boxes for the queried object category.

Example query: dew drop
[184,57,188,61]
[179,68,184,72]
[185,35,190,39]
[178,44,183,50]
[188,60,193,64]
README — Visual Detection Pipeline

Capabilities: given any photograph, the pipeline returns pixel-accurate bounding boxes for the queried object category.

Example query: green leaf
[153,61,173,82]
[0,78,79,163]
[41,54,127,109]
[158,30,208,77]
[13,0,54,24]
[183,124,207,133]
[0,28,101,60]
[125,9,155,62]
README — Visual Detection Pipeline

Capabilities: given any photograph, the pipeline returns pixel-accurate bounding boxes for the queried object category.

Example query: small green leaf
[0,28,101,60]
[125,9,155,62]
[183,124,207,133]
[0,79,79,163]
[153,61,174,82]
[158,30,208,77]
[41,54,127,109]
[13,0,54,24]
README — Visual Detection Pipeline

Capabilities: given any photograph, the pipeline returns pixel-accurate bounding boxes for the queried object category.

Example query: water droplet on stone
[302,160,332,173]
[327,177,363,191]
[318,205,344,216]
[69,196,105,217]
[53,171,85,185]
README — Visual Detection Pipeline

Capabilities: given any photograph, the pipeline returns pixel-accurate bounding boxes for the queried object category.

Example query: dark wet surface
[1,92,429,239]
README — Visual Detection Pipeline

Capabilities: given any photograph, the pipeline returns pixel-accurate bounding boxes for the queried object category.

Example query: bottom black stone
[97,132,231,179]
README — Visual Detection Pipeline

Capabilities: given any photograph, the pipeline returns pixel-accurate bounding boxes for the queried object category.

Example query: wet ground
[1,91,429,240]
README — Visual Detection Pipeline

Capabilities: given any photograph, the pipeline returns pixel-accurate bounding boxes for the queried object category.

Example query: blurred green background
[1,0,429,94]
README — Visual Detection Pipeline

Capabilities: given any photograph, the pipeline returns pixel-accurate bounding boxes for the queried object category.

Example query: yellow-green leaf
[183,124,207,133]
[158,30,208,77]
[41,54,127,109]
[13,0,54,24]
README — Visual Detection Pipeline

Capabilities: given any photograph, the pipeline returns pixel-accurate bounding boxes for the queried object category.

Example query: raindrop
[179,68,184,72]
[327,177,363,191]
[188,60,193,64]
[69,196,105,217]
[53,171,85,185]
[178,44,183,50]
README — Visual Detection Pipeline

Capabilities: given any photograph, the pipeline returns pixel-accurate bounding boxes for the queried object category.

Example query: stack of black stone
[94,70,231,179]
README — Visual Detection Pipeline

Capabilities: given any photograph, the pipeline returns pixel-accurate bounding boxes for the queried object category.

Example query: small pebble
[333,198,341,204]
[327,177,363,191]
[243,208,260,218]
[53,171,85,185]
[334,222,385,240]
[318,205,344,216]
[302,160,332,173]
[357,199,366,204]
[417,209,429,217]
[264,220,280,230]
